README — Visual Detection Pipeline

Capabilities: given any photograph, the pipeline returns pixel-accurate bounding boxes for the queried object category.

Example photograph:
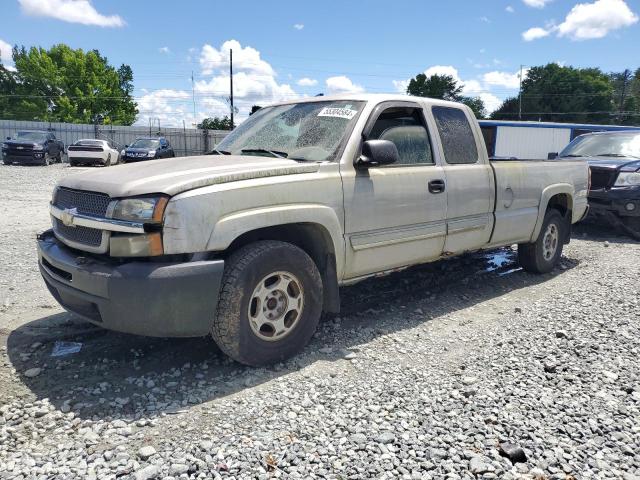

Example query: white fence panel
[0,119,229,158]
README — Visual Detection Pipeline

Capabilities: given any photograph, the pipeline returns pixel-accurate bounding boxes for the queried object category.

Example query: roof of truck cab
[269,93,467,108]
[479,119,640,131]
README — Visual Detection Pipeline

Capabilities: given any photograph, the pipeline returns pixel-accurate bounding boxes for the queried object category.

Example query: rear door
[342,101,448,278]
[430,106,494,253]
[47,133,60,157]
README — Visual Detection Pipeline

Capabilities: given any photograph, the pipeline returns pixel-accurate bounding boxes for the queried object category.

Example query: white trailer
[479,120,640,159]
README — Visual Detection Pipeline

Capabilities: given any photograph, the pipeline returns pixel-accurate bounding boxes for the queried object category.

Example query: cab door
[342,101,448,279]
[430,106,494,253]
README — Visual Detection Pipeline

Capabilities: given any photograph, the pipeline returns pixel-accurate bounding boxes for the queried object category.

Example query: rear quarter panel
[490,159,589,246]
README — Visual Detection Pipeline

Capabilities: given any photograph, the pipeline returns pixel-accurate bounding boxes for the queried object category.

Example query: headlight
[110,196,168,223]
[33,144,44,150]
[614,172,640,187]
[120,149,126,156]
[147,150,156,157]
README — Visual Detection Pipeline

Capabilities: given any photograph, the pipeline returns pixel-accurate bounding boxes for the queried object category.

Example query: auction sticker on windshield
[318,107,358,120]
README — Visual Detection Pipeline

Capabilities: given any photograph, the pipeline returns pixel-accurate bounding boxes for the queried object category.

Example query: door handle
[428,179,446,194]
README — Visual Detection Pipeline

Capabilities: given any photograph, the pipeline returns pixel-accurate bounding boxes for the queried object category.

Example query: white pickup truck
[37,94,589,365]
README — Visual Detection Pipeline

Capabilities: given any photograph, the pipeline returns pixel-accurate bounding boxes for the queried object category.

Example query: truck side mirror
[6,137,10,140]
[356,140,399,168]
[547,152,558,160]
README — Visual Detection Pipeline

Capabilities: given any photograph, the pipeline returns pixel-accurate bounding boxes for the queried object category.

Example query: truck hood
[4,140,42,147]
[57,155,321,198]
[586,157,640,172]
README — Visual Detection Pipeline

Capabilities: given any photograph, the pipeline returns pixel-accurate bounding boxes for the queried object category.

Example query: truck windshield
[216,101,365,161]
[560,133,640,159]
[14,131,47,142]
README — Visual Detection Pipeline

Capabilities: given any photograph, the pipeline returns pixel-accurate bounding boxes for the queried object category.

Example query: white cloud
[0,38,12,65]
[293,24,304,30]
[200,40,274,76]
[297,77,318,87]
[522,26,552,40]
[482,70,526,89]
[556,0,638,40]
[478,93,503,113]
[194,40,297,122]
[506,5,515,13]
[523,0,637,41]
[392,79,409,93]
[480,16,491,23]
[18,0,125,27]
[325,76,364,94]
[135,89,192,127]
[159,47,170,54]
[522,0,552,8]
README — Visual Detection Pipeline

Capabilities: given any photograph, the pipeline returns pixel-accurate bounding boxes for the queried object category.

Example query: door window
[433,107,478,164]
[368,107,433,165]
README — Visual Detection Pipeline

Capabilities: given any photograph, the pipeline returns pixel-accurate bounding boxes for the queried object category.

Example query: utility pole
[230,49,234,129]
[618,69,631,124]
[191,71,196,126]
[518,65,524,121]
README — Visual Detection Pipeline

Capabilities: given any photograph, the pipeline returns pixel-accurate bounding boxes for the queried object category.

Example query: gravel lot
[1,163,639,480]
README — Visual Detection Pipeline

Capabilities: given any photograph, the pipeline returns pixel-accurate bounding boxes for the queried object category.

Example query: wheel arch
[530,184,574,243]
[209,206,345,314]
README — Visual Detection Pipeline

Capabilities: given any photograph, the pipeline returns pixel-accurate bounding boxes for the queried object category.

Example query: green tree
[609,68,640,125]
[460,96,487,119]
[0,44,137,125]
[491,63,614,124]
[198,116,233,130]
[406,73,486,118]
[407,73,463,101]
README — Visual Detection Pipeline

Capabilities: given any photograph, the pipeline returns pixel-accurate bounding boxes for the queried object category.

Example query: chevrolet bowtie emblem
[60,208,78,227]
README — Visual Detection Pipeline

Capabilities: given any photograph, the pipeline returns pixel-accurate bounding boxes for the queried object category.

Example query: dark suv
[120,137,175,163]
[559,131,640,238]
[2,130,65,166]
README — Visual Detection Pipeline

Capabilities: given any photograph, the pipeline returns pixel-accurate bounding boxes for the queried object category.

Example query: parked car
[2,130,65,166]
[68,139,121,167]
[37,94,589,366]
[120,137,175,162]
[558,130,640,239]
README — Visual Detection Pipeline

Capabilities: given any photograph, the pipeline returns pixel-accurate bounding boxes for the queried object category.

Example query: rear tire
[212,240,323,366]
[518,209,566,274]
[56,152,62,163]
[105,153,111,167]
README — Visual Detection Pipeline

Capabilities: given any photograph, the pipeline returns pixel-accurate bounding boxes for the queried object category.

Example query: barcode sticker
[317,107,358,120]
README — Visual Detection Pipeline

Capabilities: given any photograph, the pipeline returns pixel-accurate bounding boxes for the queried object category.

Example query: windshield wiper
[241,148,288,158]
[559,154,584,158]
[209,149,231,155]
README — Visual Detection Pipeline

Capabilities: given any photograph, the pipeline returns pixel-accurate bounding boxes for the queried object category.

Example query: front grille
[53,217,103,247]
[54,187,111,217]
[589,167,616,190]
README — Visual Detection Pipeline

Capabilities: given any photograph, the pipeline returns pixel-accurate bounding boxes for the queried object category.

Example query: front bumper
[2,152,45,164]
[37,230,225,337]
[588,186,640,218]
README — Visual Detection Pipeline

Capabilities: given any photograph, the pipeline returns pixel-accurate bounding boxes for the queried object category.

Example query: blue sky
[1,0,638,125]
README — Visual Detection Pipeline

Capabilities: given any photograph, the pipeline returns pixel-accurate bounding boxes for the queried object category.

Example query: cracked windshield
[215,101,365,161]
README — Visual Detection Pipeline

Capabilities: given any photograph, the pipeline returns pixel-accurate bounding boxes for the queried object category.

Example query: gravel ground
[1,163,639,480]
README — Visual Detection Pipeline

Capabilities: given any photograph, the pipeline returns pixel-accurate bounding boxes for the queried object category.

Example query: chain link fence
[0,119,230,158]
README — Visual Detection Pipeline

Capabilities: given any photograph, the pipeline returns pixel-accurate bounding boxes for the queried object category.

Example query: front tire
[42,154,50,166]
[212,240,323,366]
[518,209,566,274]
